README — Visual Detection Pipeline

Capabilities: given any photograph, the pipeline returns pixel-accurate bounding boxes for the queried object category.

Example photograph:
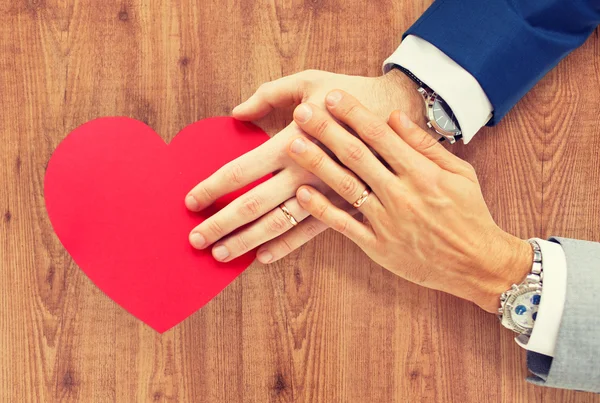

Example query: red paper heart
[44,117,270,333]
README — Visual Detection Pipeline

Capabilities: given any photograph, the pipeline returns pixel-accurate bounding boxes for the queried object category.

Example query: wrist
[473,233,533,313]
[379,68,427,131]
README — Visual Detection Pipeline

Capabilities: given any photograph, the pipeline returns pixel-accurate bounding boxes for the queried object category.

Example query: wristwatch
[498,239,543,335]
[393,65,462,144]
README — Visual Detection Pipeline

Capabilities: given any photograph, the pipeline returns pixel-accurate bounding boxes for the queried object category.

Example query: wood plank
[1,0,599,401]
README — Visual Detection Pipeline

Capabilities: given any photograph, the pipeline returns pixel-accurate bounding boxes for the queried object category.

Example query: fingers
[256,193,353,263]
[232,73,307,121]
[286,136,384,218]
[189,173,296,249]
[322,90,436,175]
[388,111,477,180]
[209,198,309,262]
[185,141,282,211]
[292,103,395,194]
[257,216,329,264]
[295,186,375,250]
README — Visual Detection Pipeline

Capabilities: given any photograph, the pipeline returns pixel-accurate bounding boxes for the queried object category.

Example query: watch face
[509,291,541,330]
[431,97,460,134]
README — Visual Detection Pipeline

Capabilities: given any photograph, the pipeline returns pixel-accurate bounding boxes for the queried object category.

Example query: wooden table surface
[1,1,599,402]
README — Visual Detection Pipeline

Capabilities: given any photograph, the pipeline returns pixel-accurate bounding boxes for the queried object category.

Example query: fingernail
[190,232,206,249]
[290,138,307,154]
[258,250,273,264]
[399,111,413,128]
[297,188,312,203]
[326,91,342,106]
[213,245,230,261]
[185,194,199,211]
[294,104,312,123]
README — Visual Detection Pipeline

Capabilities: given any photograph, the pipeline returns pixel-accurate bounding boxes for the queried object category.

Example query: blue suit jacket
[405,0,600,124]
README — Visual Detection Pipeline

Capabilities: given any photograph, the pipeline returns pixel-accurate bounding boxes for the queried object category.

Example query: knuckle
[267,214,289,233]
[312,118,330,140]
[225,162,244,185]
[403,162,423,179]
[362,120,388,141]
[338,102,360,120]
[314,202,329,219]
[276,237,294,253]
[385,182,405,201]
[414,132,438,152]
[207,220,224,238]
[309,153,326,171]
[303,221,323,239]
[338,175,358,198]
[197,186,214,203]
[240,196,262,217]
[331,218,349,234]
[357,232,374,249]
[403,197,418,217]
[233,234,251,253]
[343,143,365,164]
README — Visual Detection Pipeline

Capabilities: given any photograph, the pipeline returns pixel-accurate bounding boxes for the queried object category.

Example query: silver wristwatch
[498,239,543,335]
[394,66,462,144]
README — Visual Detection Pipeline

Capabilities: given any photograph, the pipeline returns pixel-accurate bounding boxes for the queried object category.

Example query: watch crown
[427,122,433,129]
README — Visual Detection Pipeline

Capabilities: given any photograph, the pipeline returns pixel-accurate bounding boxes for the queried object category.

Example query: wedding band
[279,203,298,226]
[352,189,370,208]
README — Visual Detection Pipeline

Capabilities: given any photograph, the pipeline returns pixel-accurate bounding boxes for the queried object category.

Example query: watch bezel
[500,283,542,335]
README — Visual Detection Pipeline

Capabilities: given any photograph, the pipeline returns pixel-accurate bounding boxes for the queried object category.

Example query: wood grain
[1,1,599,402]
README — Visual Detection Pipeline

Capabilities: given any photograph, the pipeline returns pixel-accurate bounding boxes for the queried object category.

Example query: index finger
[324,90,437,175]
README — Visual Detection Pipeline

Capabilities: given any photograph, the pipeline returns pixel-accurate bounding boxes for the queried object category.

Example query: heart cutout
[44,117,270,333]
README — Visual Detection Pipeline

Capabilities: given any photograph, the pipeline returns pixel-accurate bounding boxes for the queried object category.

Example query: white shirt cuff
[514,239,567,357]
[383,35,493,144]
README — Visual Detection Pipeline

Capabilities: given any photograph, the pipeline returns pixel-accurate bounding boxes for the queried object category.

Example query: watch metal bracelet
[497,239,543,335]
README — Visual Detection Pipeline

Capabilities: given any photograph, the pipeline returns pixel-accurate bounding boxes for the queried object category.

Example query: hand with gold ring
[184,69,424,264]
[287,90,534,313]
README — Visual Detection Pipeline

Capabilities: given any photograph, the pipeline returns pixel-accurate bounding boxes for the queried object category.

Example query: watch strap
[393,65,427,88]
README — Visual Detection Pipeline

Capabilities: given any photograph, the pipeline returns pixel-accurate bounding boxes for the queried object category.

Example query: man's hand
[185,69,424,264]
[287,90,532,313]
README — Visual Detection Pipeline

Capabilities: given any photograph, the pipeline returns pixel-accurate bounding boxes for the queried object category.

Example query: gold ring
[279,203,298,226]
[352,189,370,208]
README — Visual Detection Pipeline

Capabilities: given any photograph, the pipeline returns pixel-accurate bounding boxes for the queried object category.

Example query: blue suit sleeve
[404,0,600,124]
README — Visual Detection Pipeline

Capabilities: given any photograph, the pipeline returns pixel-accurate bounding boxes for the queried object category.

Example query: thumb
[388,110,476,179]
[232,73,307,121]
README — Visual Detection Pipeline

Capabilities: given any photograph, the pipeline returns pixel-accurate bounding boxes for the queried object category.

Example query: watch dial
[432,98,460,134]
[510,291,541,330]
